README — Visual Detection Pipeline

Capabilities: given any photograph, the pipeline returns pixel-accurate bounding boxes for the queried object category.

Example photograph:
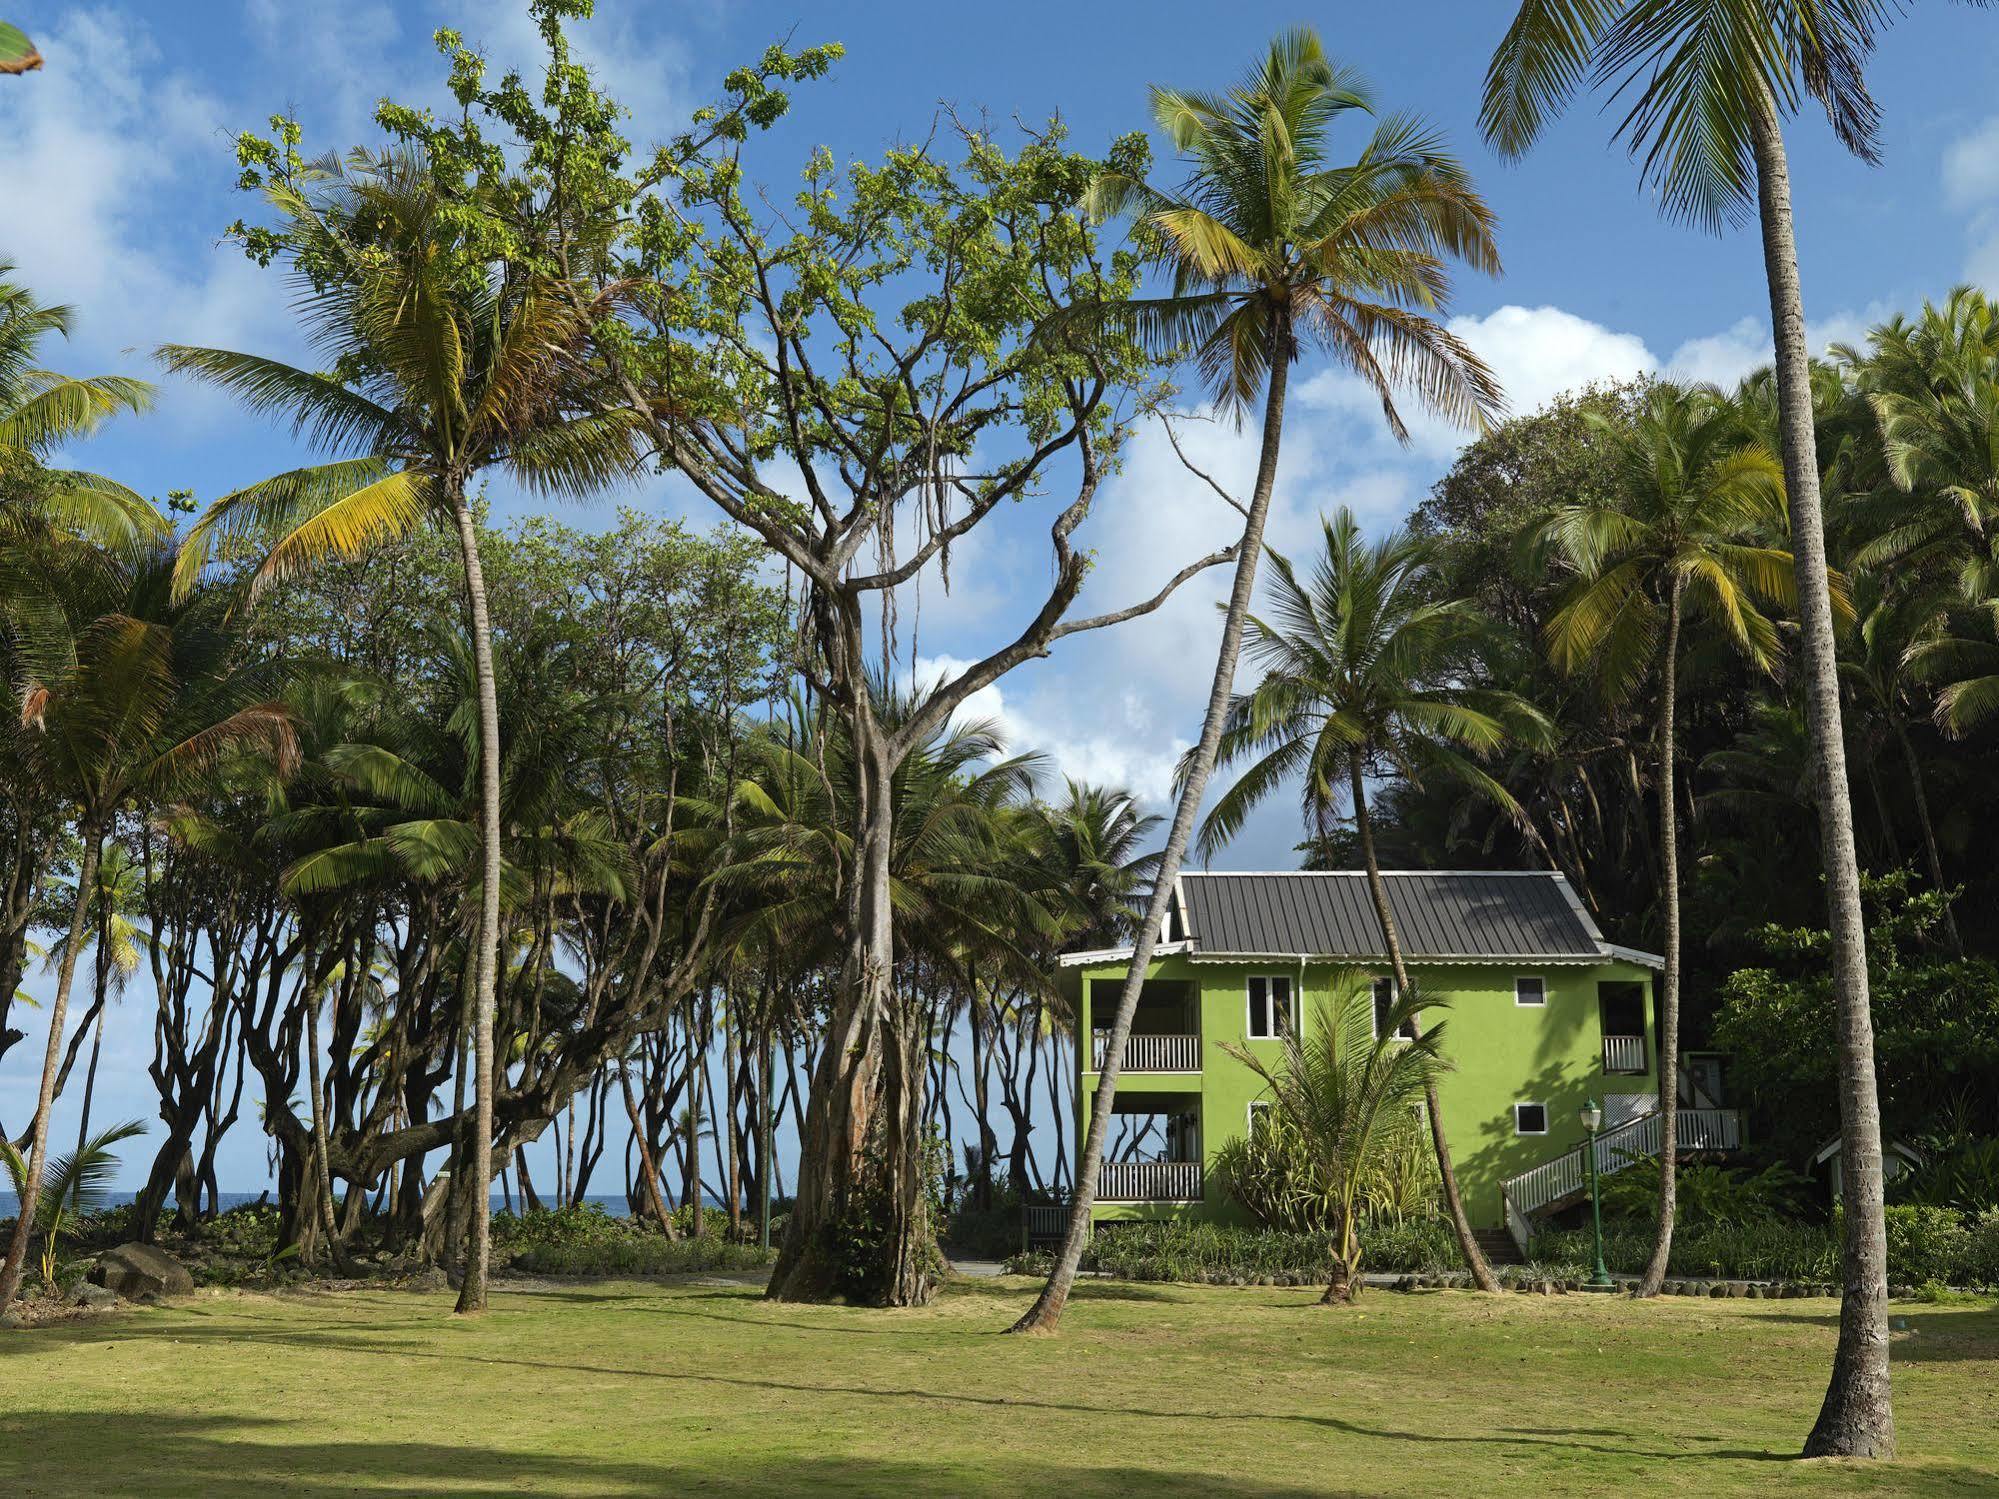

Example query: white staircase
[1501,1107,1742,1255]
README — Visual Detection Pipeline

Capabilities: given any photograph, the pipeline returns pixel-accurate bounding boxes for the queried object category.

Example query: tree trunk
[450,484,504,1317]
[0,825,101,1308]
[1637,583,1683,1298]
[1751,96,1895,1461]
[1011,313,1289,1335]
[684,997,704,1234]
[620,1065,681,1241]
[768,693,933,1306]
[305,975,351,1273]
[1893,720,1961,957]
[73,987,109,1159]
[1349,758,1500,1293]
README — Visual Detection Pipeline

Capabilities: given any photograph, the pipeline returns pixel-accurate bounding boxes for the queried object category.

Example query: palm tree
[0,267,157,549]
[1534,382,1796,1296]
[1195,507,1549,1285]
[1038,781,1161,950]
[0,21,39,76]
[46,840,151,1156]
[158,148,641,1313]
[1480,3,1984,1455]
[0,547,297,1308]
[1014,25,1504,1336]
[0,1121,145,1293]
[1225,979,1445,1303]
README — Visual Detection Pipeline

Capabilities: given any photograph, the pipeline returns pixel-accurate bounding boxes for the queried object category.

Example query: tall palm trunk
[619,1065,681,1241]
[685,995,704,1235]
[450,483,503,1316]
[1637,581,1683,1297]
[1348,759,1500,1293]
[305,975,350,1272]
[1893,720,1961,957]
[1750,96,1895,1461]
[1011,314,1290,1336]
[74,893,113,1158]
[0,825,101,1308]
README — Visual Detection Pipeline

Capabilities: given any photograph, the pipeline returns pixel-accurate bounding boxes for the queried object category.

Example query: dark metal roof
[1175,872,1606,961]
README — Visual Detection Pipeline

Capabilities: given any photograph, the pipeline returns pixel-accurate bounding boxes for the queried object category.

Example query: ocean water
[0,1191,640,1219]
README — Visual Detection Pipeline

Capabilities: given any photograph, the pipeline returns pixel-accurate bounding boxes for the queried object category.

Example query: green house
[1056,871,1741,1254]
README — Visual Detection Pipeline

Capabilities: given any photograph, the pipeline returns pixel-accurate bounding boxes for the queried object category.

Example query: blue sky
[5,0,1999,1188]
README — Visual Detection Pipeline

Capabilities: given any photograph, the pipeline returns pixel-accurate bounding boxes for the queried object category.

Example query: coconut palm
[0,1120,145,1293]
[0,268,157,550]
[1037,781,1162,950]
[1224,978,1445,1303]
[1534,382,1797,1297]
[1480,2,1987,1456]
[45,840,151,1156]
[157,148,642,1313]
[1194,508,1547,1282]
[0,547,297,1308]
[1015,25,1505,1336]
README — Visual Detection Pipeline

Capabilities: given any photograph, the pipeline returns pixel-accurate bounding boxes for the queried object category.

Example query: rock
[1890,1284,1915,1300]
[71,1282,119,1310]
[90,1243,194,1300]
[400,1265,450,1293]
[0,1310,23,1329]
[1724,1281,1746,1298]
[1745,1283,1764,1298]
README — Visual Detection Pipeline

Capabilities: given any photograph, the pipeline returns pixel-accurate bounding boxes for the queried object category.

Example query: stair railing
[1501,1107,1741,1254]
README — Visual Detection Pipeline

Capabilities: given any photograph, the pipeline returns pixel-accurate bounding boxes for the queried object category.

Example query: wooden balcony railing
[1091,1030,1201,1073]
[1601,1034,1648,1074]
[1099,1160,1204,1202]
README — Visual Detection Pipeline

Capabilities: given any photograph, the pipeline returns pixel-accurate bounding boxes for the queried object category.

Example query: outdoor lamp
[1579,1097,1615,1291]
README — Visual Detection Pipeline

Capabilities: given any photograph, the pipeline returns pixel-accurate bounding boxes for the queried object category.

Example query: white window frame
[1513,1101,1550,1136]
[1244,974,1293,1040]
[1247,1098,1273,1136]
[1371,976,1417,1041]
[1514,975,1547,1007]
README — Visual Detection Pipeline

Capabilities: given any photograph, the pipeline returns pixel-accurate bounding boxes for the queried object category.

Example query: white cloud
[1944,116,1999,211]
[1296,304,1658,460]
[913,654,1189,804]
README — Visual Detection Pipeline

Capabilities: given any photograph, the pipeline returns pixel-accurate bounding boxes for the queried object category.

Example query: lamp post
[1579,1099,1616,1291]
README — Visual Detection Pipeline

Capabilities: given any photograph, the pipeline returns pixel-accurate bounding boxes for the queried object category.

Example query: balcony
[1092,1030,1201,1073]
[1099,1160,1204,1202]
[1602,1033,1648,1074]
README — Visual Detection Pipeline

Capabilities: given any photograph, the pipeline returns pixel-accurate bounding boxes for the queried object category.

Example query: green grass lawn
[2,1275,1995,1496]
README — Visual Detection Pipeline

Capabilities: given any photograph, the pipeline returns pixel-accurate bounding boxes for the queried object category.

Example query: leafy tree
[1020,25,1504,1335]
[0,21,38,76]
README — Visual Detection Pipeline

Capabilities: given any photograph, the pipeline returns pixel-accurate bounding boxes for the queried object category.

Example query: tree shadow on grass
[0,1414,1401,1499]
[46,1312,1810,1469]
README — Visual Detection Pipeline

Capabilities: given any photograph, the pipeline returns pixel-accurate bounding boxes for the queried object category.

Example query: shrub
[511,1235,776,1276]
[1881,1204,1972,1285]
[1035,1217,1462,1284]
[1597,1156,1805,1227]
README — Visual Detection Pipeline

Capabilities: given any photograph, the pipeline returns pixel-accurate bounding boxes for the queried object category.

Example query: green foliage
[1597,1155,1807,1227]
[1007,1218,1463,1282]
[1534,1202,1999,1288]
[0,1119,146,1291]
[1714,872,1999,1161]
[1212,1104,1437,1232]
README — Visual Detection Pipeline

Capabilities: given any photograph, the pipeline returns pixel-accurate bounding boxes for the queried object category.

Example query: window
[1514,1102,1549,1136]
[1247,1099,1274,1137]
[1246,975,1292,1039]
[1514,975,1546,1007]
[1372,977,1417,1040]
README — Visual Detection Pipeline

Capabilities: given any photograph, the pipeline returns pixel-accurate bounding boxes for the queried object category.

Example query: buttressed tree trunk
[1637,582,1684,1298]
[1348,759,1499,1293]
[0,825,102,1308]
[1010,315,1292,1336]
[451,482,504,1317]
[769,633,934,1307]
[1750,96,1896,1461]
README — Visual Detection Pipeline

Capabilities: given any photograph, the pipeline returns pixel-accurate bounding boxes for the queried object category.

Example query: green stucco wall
[1076,952,1660,1228]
